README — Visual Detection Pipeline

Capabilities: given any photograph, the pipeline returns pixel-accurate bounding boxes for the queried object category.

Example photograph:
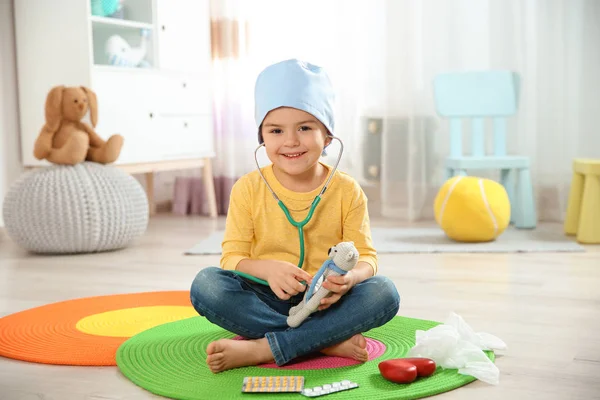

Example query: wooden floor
[0,215,599,399]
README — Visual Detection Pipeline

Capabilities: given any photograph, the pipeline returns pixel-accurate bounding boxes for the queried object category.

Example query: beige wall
[0,0,23,227]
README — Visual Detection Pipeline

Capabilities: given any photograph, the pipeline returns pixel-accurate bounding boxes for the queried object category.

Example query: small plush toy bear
[287,241,359,328]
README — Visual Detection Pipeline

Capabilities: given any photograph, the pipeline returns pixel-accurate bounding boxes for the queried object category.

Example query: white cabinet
[156,0,212,74]
[90,69,158,164]
[157,74,213,116]
[157,115,214,160]
[13,0,215,168]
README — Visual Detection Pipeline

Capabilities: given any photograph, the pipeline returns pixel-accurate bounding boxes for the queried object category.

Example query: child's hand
[265,261,313,300]
[318,271,356,311]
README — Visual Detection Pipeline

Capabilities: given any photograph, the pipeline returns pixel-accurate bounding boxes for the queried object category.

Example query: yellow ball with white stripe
[434,176,511,242]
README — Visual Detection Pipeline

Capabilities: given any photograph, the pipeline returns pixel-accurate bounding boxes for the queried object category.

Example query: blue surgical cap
[254,59,335,144]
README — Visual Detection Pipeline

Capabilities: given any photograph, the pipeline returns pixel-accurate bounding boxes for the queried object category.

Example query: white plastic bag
[408,312,506,385]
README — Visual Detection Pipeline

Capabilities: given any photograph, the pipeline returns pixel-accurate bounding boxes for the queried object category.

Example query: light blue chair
[433,70,537,229]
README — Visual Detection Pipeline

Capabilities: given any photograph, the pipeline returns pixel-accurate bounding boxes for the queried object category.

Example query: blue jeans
[189,267,401,366]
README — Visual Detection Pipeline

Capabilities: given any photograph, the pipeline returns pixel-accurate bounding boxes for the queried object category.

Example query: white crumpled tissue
[407,312,507,385]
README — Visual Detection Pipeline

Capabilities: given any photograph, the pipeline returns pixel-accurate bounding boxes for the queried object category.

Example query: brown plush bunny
[33,85,124,165]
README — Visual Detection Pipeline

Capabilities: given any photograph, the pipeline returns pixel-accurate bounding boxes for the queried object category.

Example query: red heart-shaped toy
[378,357,436,384]
[402,357,437,377]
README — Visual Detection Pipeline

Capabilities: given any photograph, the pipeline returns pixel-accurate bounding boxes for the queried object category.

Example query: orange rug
[0,291,196,366]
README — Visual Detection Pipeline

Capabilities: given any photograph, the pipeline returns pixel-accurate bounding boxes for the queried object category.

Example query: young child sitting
[190,59,401,373]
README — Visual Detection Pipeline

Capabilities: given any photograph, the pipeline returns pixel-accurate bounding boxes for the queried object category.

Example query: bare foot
[206,338,274,373]
[321,334,369,362]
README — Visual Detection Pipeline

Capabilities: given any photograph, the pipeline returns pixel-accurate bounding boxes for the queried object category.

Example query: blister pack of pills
[301,380,359,397]
[241,376,304,393]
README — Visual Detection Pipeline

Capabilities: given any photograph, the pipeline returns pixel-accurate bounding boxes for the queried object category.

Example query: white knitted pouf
[2,162,149,254]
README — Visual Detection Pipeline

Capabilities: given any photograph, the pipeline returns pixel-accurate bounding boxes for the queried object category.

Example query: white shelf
[91,20,155,68]
[15,0,213,169]
[90,16,153,30]
[92,64,157,73]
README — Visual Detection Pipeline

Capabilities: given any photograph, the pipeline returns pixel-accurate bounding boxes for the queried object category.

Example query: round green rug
[116,315,495,399]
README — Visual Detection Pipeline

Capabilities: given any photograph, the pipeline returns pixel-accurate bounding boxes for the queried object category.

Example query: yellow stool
[565,159,600,243]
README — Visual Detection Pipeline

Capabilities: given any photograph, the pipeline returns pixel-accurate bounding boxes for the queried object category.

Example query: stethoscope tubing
[232,136,344,287]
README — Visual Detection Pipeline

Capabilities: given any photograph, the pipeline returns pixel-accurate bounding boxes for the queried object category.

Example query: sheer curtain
[171,0,256,216]
[244,0,382,175]
[207,0,257,214]
[200,0,378,214]
[203,0,600,221]
[376,0,600,222]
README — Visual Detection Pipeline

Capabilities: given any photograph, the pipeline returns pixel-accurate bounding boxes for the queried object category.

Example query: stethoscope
[232,136,344,286]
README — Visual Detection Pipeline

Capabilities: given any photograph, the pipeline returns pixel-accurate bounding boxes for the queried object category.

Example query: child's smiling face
[261,107,331,178]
